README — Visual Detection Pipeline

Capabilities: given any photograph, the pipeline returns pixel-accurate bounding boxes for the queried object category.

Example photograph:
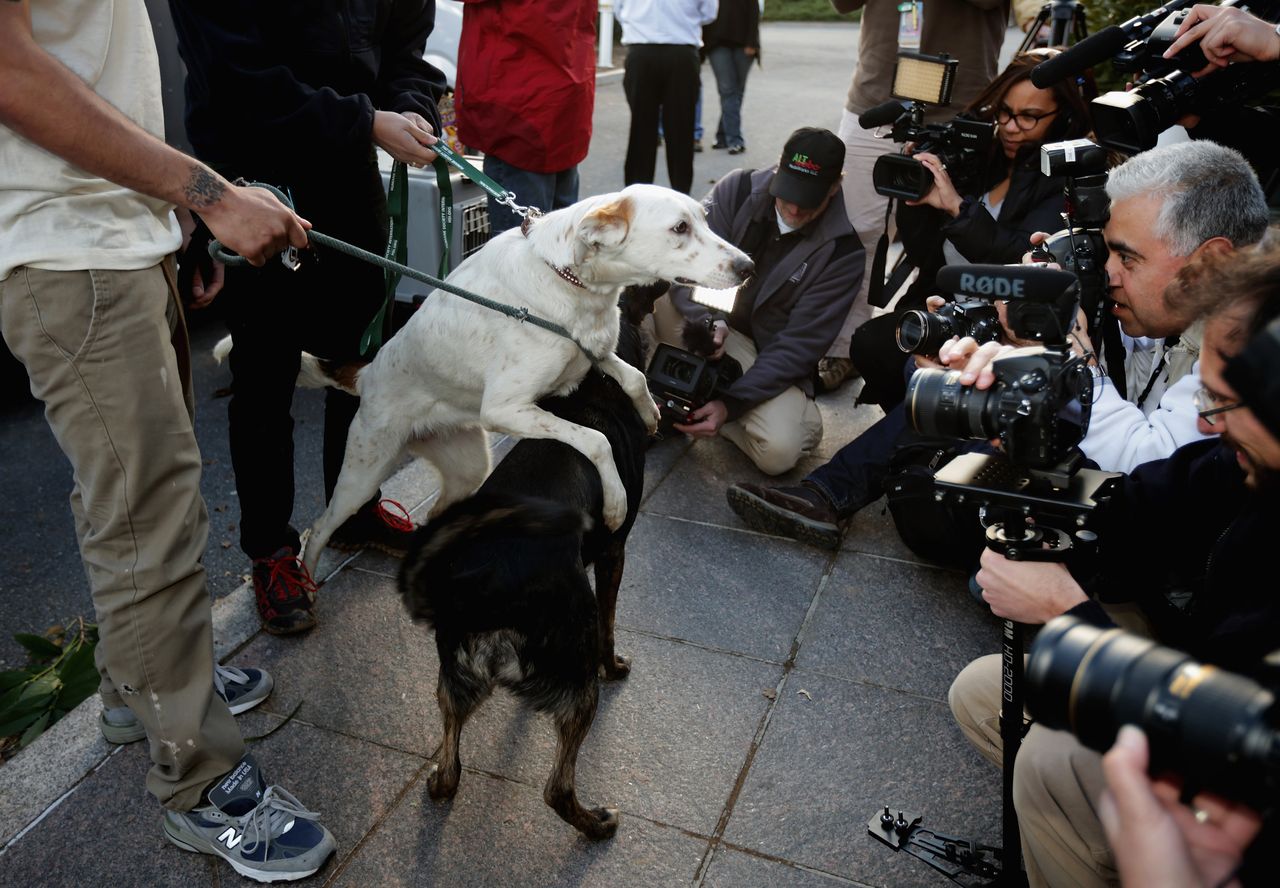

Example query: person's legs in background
[659,45,701,195]
[483,153,558,234]
[818,108,890,392]
[625,45,666,187]
[708,45,752,153]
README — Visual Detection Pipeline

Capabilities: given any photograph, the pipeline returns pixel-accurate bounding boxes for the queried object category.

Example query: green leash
[208,180,600,364]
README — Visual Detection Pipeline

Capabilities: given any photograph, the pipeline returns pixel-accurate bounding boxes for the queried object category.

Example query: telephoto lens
[1027,616,1280,809]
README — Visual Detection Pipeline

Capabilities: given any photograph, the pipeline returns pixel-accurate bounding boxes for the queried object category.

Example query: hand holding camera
[1100,726,1264,888]
[1164,4,1280,72]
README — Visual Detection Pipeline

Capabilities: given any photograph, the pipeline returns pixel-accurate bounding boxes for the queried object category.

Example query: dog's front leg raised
[599,353,660,436]
[482,402,629,531]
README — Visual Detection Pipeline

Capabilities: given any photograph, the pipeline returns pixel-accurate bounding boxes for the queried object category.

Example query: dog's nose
[732,255,755,281]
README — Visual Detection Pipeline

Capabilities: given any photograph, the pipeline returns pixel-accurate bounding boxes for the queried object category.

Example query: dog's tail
[212,335,363,396]
[399,493,590,627]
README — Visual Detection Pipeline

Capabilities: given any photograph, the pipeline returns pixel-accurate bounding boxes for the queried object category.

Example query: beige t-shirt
[0,0,181,281]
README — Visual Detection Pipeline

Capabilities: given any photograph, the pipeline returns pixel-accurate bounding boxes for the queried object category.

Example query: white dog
[230,184,752,578]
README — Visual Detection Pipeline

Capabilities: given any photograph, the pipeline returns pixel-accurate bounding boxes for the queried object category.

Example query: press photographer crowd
[3,0,1280,884]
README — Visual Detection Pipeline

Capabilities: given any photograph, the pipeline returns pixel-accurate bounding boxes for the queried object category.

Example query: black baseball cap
[768,127,845,209]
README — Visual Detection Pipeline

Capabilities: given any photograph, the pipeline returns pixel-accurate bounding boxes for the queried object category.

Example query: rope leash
[207,168,601,365]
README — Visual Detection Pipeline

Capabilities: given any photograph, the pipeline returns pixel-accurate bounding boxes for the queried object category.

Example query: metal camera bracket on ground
[867,806,1007,887]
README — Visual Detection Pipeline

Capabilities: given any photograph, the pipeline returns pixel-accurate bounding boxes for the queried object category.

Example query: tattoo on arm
[183,165,225,209]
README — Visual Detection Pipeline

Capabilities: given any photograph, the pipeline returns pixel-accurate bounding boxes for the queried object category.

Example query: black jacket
[1068,438,1280,681]
[896,157,1067,311]
[168,0,446,181]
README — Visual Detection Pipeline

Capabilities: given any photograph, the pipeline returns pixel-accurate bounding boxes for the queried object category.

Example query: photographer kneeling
[851,48,1096,411]
[949,238,1280,888]
[648,127,864,475]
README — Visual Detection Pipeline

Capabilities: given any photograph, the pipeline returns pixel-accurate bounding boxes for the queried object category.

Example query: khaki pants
[828,108,890,359]
[949,653,1117,888]
[649,295,822,475]
[0,264,243,811]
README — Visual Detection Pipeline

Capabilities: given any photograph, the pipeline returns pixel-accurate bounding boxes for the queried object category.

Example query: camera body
[903,264,1094,473]
[1028,616,1280,810]
[645,343,743,425]
[908,346,1093,470]
[873,116,996,201]
[896,298,1003,356]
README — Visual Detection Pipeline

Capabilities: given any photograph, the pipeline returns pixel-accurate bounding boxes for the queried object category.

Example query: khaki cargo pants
[0,263,242,810]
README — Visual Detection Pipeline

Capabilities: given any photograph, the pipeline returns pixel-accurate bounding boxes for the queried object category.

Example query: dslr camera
[1032,0,1280,154]
[645,318,743,426]
[1028,616,1280,810]
[896,298,1003,358]
[905,264,1095,473]
[865,52,996,201]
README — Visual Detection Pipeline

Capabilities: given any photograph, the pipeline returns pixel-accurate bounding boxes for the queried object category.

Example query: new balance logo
[218,826,243,849]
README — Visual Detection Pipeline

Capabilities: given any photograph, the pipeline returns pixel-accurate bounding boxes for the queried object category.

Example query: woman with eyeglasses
[850,49,1099,411]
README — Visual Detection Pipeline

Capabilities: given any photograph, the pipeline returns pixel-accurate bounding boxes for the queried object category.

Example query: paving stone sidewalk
[0,381,1006,888]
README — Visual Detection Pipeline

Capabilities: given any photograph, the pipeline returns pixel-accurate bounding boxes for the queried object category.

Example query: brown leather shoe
[726,482,842,550]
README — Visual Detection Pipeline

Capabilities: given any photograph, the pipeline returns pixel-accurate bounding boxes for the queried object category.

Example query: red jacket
[455,0,597,173]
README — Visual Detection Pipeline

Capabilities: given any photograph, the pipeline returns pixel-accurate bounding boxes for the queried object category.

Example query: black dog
[398,291,655,840]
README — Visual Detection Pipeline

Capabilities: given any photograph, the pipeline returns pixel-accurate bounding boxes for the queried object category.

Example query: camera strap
[868,198,907,309]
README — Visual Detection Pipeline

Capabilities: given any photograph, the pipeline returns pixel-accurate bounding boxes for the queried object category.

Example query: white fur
[277,184,753,577]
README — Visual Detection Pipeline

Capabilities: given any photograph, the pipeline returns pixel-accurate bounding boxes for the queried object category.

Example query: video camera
[1031,139,1112,340]
[1030,0,1280,154]
[1028,616,1280,810]
[645,317,743,426]
[862,52,996,201]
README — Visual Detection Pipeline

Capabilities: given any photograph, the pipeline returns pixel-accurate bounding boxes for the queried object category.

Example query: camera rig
[870,264,1124,886]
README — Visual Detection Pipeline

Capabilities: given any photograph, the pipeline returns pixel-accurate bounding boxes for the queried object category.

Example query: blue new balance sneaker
[163,755,335,882]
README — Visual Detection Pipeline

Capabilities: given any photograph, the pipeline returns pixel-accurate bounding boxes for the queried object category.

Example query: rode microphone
[859,100,909,129]
[936,264,1081,343]
[1029,0,1198,88]
[936,264,1078,301]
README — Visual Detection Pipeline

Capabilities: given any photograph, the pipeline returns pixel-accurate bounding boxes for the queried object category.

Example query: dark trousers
[806,403,911,517]
[222,158,387,559]
[623,43,700,194]
[849,291,929,411]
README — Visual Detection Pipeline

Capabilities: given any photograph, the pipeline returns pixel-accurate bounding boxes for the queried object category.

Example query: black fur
[398,294,650,841]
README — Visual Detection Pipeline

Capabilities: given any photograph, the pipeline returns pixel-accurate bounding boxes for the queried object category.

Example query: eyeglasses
[995,104,1059,131]
[1193,386,1246,427]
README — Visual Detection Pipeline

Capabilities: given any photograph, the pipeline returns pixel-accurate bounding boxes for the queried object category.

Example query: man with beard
[948,236,1280,887]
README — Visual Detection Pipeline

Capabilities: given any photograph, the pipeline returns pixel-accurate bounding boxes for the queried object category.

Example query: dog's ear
[575,196,633,261]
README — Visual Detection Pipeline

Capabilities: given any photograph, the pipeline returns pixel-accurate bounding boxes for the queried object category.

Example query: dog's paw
[427,761,460,800]
[601,653,631,681]
[580,807,620,841]
[644,397,661,436]
[603,499,627,532]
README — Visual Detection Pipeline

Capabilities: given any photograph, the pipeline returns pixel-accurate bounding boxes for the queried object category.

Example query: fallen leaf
[221,541,231,549]
[797,689,813,701]
[762,688,777,701]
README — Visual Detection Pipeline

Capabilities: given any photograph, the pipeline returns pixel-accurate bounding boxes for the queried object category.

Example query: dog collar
[520,212,586,290]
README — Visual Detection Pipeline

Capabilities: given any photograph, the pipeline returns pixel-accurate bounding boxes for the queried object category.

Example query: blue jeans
[482,153,581,234]
[707,46,752,149]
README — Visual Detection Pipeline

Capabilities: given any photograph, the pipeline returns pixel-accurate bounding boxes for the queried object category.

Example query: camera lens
[905,368,1000,440]
[1028,617,1280,809]
[896,309,956,356]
